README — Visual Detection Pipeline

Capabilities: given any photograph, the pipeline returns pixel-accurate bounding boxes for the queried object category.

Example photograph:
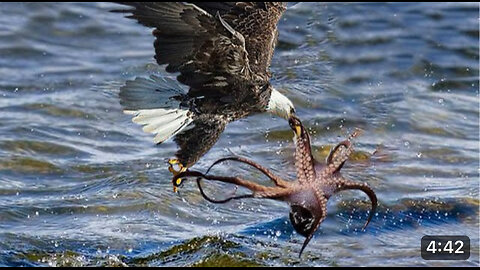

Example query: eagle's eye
[289,204,315,237]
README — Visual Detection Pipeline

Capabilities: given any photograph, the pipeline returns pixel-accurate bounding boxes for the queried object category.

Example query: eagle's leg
[168,158,187,193]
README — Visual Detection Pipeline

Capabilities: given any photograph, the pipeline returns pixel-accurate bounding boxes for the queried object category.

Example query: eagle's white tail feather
[151,110,192,144]
[125,108,193,144]
[121,75,194,144]
[132,109,179,126]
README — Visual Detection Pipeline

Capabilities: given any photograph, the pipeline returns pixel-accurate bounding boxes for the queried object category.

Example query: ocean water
[0,2,478,266]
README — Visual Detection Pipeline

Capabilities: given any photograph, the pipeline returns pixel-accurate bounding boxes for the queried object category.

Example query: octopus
[173,116,378,257]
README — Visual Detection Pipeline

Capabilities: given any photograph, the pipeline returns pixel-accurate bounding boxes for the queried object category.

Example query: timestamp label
[421,235,470,260]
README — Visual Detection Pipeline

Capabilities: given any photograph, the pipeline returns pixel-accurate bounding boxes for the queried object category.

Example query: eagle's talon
[168,158,180,166]
[168,159,187,192]
[168,158,186,174]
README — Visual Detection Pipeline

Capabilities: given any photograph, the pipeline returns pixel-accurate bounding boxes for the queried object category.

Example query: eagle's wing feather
[187,2,236,16]
[189,2,287,77]
[114,2,254,98]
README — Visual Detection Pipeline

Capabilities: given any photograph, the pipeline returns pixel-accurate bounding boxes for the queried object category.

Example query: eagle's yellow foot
[168,159,187,193]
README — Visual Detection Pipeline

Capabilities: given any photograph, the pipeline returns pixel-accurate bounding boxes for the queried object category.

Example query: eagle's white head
[267,88,296,120]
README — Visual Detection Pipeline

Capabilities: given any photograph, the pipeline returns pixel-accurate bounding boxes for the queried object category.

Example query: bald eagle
[114,2,296,183]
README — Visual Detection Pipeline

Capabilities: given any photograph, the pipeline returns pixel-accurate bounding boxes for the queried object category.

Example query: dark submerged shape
[173,116,378,257]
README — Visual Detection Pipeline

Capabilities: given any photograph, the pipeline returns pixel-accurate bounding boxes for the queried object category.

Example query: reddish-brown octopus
[173,116,377,257]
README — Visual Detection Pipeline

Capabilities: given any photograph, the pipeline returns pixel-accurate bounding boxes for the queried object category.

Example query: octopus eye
[289,205,315,237]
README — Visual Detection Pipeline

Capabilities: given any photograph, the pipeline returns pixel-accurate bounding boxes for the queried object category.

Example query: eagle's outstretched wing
[189,2,287,77]
[113,2,257,100]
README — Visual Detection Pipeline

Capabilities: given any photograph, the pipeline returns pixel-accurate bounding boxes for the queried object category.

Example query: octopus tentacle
[334,179,377,231]
[175,156,291,203]
[174,168,290,200]
[174,170,271,192]
[205,157,291,188]
[326,141,350,170]
[298,215,326,258]
[322,128,362,177]
[289,116,316,184]
[298,221,316,258]
[195,176,292,203]
[196,178,254,203]
[194,158,242,203]
[254,187,296,200]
